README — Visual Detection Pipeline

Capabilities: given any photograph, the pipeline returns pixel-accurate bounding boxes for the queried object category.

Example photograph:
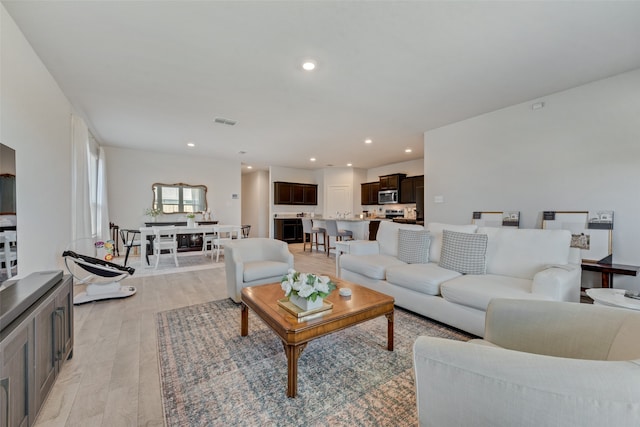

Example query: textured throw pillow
[397,229,431,264]
[438,230,488,274]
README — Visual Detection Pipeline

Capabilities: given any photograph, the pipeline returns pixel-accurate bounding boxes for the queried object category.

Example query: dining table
[139,224,243,267]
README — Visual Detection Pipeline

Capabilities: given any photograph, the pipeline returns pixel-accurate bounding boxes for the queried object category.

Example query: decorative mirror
[152,183,207,214]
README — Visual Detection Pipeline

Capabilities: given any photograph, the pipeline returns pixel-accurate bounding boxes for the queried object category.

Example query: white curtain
[71,114,92,252]
[96,146,110,240]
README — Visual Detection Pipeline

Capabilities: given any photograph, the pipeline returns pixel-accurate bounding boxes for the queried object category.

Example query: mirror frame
[152,182,208,214]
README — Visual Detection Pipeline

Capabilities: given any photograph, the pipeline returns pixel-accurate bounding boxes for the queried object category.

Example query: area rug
[156,299,474,426]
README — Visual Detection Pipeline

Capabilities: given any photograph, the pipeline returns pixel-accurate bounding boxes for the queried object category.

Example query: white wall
[365,158,424,182]
[1,5,73,276]
[241,170,269,237]
[105,146,241,229]
[424,68,640,291]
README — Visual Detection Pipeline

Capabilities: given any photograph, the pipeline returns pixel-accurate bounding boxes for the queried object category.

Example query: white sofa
[339,221,581,336]
[225,238,294,303]
[413,298,640,426]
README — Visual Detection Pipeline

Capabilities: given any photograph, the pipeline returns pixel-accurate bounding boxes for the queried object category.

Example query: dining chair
[152,226,179,269]
[119,228,150,266]
[211,225,242,262]
[324,219,353,257]
[0,231,18,279]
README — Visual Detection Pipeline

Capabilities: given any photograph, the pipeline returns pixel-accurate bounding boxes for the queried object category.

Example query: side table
[581,260,640,288]
[334,240,352,277]
[585,288,640,311]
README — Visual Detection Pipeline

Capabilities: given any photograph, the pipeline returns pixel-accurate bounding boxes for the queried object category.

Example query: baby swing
[63,239,136,305]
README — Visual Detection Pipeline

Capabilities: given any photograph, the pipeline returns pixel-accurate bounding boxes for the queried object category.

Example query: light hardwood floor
[34,243,336,427]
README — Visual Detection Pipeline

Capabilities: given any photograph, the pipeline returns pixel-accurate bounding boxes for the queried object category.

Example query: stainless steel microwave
[378,190,398,204]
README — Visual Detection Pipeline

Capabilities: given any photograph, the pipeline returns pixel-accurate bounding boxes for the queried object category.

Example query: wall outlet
[434,195,444,204]
[231,193,239,199]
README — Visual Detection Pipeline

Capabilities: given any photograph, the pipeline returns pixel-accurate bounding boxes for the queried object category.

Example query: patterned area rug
[156,298,473,426]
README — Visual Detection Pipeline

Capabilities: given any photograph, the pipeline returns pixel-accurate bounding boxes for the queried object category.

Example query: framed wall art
[472,211,520,228]
[542,211,613,262]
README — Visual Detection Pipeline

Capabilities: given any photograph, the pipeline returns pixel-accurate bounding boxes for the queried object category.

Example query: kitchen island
[312,218,376,241]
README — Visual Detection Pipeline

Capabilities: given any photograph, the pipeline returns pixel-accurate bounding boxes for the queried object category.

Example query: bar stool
[324,219,353,257]
[301,218,326,252]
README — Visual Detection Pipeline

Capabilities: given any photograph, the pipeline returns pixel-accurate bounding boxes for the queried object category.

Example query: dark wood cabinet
[144,221,218,252]
[274,182,318,205]
[274,218,303,243]
[379,173,406,191]
[302,185,317,205]
[360,182,380,205]
[369,220,381,241]
[400,175,424,204]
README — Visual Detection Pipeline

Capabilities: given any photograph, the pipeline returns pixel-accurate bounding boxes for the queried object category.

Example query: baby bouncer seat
[63,239,136,304]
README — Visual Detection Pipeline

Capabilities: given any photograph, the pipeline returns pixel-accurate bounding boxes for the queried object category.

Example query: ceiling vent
[214,117,237,126]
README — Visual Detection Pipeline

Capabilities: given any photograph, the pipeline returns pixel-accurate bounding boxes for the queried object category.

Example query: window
[152,183,207,214]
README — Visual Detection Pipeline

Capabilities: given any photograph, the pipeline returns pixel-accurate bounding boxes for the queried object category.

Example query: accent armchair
[224,238,294,303]
[413,298,640,427]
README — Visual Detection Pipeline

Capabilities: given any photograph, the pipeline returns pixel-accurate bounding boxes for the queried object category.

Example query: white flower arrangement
[281,269,336,302]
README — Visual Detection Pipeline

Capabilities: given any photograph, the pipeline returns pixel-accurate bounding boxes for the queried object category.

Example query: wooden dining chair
[0,231,18,279]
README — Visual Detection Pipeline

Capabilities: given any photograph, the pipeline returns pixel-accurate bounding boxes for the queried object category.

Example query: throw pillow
[439,230,488,274]
[398,229,431,264]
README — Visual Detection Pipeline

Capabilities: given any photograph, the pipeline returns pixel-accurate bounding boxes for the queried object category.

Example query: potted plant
[145,207,161,221]
[186,213,196,227]
[281,269,336,311]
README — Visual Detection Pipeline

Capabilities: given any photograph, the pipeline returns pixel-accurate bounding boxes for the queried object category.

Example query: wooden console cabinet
[1,272,73,427]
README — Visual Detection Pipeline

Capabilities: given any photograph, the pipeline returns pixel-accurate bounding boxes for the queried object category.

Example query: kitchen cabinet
[1,273,73,427]
[400,175,424,204]
[360,182,380,205]
[274,182,318,205]
[378,173,406,191]
[274,218,303,243]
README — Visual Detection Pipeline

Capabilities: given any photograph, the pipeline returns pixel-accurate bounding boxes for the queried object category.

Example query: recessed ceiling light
[247,165,253,169]
[310,157,316,162]
[187,142,195,147]
[405,148,412,153]
[347,163,352,167]
[302,60,316,71]
[364,139,372,144]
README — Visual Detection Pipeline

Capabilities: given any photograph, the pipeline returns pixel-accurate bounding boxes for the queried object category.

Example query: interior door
[326,185,352,217]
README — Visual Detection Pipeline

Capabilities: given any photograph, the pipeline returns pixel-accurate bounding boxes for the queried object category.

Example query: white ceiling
[4,1,640,172]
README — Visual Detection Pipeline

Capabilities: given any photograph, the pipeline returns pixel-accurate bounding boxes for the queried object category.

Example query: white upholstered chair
[413,298,640,427]
[152,226,179,269]
[224,238,294,303]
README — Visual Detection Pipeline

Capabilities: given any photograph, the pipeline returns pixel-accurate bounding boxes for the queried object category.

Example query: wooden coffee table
[240,280,394,398]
